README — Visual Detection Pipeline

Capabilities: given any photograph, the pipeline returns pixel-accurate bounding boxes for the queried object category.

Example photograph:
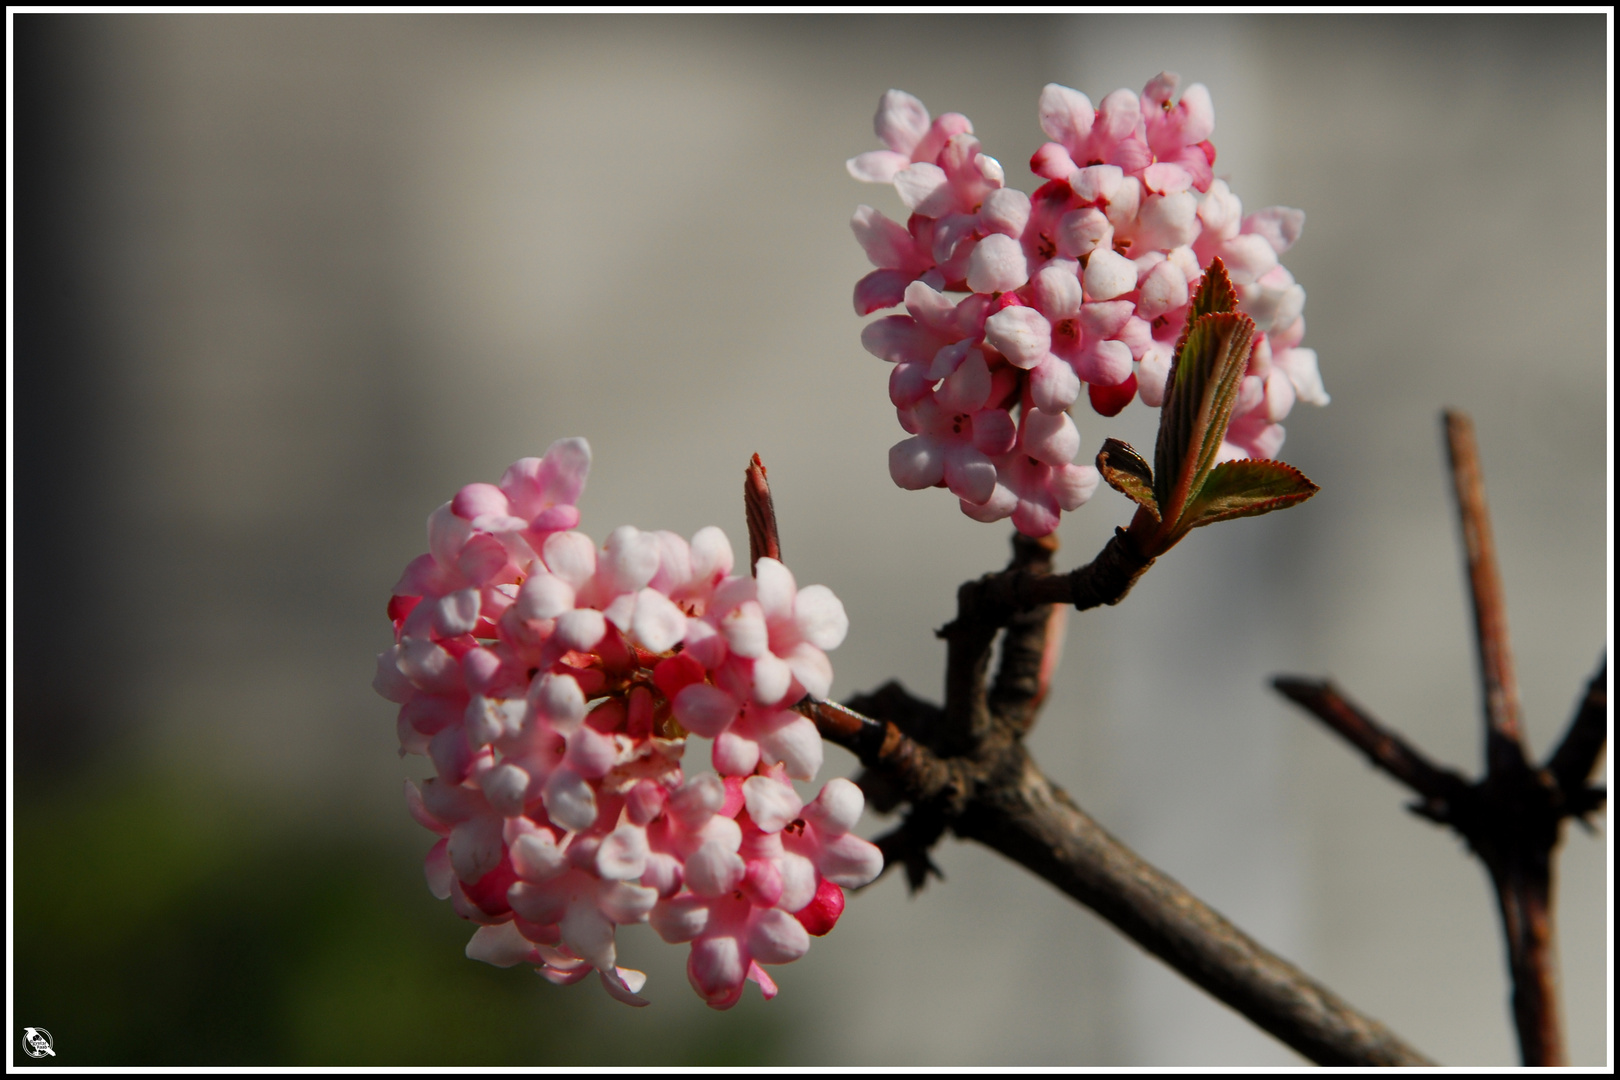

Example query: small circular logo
[22,1027,55,1059]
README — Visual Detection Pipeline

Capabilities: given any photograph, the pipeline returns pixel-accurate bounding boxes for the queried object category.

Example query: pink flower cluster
[373,438,883,1008]
[849,74,1328,536]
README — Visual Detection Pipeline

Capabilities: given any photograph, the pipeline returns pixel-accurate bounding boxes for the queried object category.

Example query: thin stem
[1271,677,1469,819]
[1443,411,1525,774]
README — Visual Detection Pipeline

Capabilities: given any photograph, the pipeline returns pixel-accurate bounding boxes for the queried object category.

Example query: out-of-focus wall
[13,14,1608,1066]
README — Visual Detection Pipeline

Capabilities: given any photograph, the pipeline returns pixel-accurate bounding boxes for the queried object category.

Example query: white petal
[759,713,824,781]
[372,646,415,704]
[793,585,848,650]
[597,880,658,924]
[689,526,734,582]
[467,922,539,968]
[747,907,811,965]
[602,526,661,593]
[806,776,865,834]
[448,815,504,883]
[751,653,794,706]
[685,840,746,897]
[480,763,531,817]
[529,672,586,732]
[630,588,686,653]
[1082,247,1137,301]
[515,573,574,621]
[596,824,650,881]
[543,769,599,833]
[542,531,597,588]
[650,895,710,943]
[555,608,606,652]
[598,967,651,1007]
[560,897,616,972]
[511,832,569,882]
[753,558,798,622]
[743,774,805,833]
[817,833,885,888]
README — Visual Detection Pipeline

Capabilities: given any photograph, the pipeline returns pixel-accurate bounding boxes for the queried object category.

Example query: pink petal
[1050,463,1100,512]
[1077,339,1134,386]
[686,840,747,897]
[853,269,912,315]
[816,832,885,888]
[1082,247,1137,301]
[598,967,650,1007]
[1022,408,1080,466]
[874,88,931,154]
[1070,164,1123,204]
[965,233,1029,294]
[373,647,415,704]
[983,307,1052,370]
[650,895,711,943]
[425,837,453,898]
[1243,206,1306,254]
[971,408,1018,456]
[1029,354,1082,413]
[1038,83,1094,148]
[850,204,917,268]
[943,443,997,505]
[894,162,953,216]
[846,149,910,184]
[888,435,946,490]
[1058,207,1113,258]
[674,683,741,739]
[688,935,748,1009]
[978,187,1030,238]
[747,908,811,965]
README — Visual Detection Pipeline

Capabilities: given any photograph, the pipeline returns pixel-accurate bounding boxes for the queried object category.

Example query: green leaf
[1179,458,1319,531]
[1152,310,1256,523]
[1096,438,1159,521]
[1170,255,1239,358]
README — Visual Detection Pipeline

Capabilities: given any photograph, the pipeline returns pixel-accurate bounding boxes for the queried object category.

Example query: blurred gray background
[12,13,1609,1067]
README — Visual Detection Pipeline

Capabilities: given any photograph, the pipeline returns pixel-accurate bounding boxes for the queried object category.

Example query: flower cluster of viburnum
[849,72,1328,536]
[373,438,883,1009]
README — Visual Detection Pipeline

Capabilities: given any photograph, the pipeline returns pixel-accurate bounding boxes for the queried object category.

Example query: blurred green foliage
[12,770,786,1065]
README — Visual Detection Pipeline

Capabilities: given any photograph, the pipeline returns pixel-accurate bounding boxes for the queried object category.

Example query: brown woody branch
[797,688,1431,1066]
[1273,412,1605,1066]
[751,452,1429,1064]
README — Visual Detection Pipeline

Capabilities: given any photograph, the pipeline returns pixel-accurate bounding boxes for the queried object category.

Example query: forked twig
[1274,412,1606,1066]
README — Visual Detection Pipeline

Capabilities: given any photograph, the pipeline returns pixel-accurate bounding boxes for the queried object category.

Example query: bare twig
[1545,659,1608,811]
[799,692,1432,1066]
[1271,678,1470,822]
[1273,412,1603,1066]
[1444,411,1525,772]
